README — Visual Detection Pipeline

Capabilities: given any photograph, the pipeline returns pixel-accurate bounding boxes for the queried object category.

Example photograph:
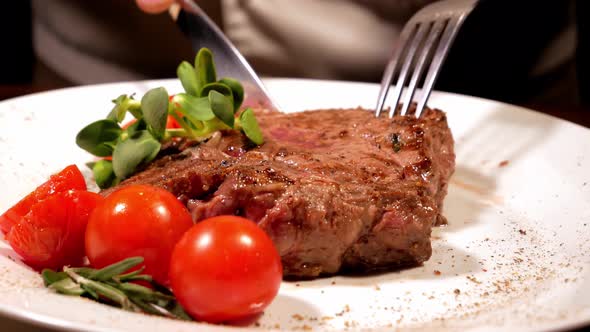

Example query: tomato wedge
[7,190,102,270]
[0,165,86,234]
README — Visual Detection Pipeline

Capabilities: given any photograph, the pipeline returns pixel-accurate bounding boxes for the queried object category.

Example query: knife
[170,0,279,111]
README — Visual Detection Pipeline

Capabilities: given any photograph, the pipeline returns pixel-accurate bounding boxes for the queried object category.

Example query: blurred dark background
[2,1,34,85]
[0,0,588,127]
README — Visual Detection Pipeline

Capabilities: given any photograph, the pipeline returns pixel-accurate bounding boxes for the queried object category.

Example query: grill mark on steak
[103,107,455,278]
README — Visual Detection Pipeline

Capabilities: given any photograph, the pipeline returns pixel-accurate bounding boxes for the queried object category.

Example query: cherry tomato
[121,115,180,130]
[85,185,193,285]
[7,190,102,270]
[166,114,181,129]
[0,165,86,234]
[168,95,183,129]
[169,216,282,323]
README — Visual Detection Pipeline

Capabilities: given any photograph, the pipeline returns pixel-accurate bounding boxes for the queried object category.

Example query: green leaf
[239,108,264,145]
[112,130,161,179]
[118,274,152,282]
[116,282,174,302]
[199,82,233,101]
[189,117,227,137]
[172,93,215,122]
[141,87,169,139]
[177,61,200,96]
[65,267,140,311]
[91,159,116,189]
[114,267,145,281]
[81,284,100,300]
[128,297,167,316]
[209,90,234,128]
[49,278,86,296]
[69,267,97,278]
[107,94,141,122]
[89,257,144,281]
[42,269,68,286]
[107,95,128,122]
[116,268,153,283]
[196,48,216,88]
[125,118,148,137]
[76,119,122,157]
[168,302,193,321]
[218,78,244,113]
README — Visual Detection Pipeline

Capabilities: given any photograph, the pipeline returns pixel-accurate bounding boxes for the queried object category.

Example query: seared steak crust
[103,107,455,278]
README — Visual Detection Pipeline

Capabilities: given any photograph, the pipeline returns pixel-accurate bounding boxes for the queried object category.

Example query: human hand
[135,0,176,14]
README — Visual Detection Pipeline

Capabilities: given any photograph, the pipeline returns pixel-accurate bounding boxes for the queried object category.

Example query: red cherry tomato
[7,190,102,270]
[167,114,182,129]
[169,216,282,323]
[121,115,180,130]
[0,165,86,234]
[168,95,183,129]
[85,185,193,285]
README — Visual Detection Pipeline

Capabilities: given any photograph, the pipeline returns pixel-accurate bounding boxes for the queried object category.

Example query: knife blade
[171,0,279,110]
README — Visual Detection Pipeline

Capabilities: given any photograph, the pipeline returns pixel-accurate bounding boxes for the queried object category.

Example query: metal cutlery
[171,0,279,110]
[375,0,478,118]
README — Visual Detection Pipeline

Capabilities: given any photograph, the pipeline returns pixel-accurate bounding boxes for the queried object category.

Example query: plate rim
[0,78,588,332]
[1,77,588,133]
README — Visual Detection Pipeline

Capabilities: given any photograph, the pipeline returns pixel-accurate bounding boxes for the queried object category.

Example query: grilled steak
[103,107,455,278]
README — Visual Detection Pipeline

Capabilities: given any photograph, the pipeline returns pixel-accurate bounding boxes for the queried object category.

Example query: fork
[375,0,477,118]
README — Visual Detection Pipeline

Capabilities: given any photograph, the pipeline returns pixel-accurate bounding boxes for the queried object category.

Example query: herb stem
[127,100,142,119]
[88,257,144,281]
[165,128,194,139]
[64,267,140,312]
[48,278,86,296]
[45,257,193,321]
[169,105,197,138]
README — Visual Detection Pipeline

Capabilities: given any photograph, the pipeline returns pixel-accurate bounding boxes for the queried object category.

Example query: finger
[135,0,176,14]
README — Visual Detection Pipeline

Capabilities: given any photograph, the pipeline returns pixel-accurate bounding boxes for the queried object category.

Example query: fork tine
[399,20,446,116]
[375,25,416,117]
[415,15,467,118]
[389,23,429,118]
[376,0,477,119]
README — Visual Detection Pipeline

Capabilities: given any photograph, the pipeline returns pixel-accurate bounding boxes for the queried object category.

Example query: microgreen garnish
[196,48,217,88]
[239,108,264,145]
[218,78,244,113]
[76,120,121,157]
[76,48,264,188]
[107,94,141,122]
[177,61,200,96]
[209,90,235,128]
[112,130,161,179]
[88,160,118,189]
[141,87,169,139]
[42,257,192,321]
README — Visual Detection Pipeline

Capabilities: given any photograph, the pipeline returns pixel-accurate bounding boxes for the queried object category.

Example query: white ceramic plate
[0,79,589,332]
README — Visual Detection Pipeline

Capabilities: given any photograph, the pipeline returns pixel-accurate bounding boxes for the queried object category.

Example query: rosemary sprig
[42,257,191,321]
